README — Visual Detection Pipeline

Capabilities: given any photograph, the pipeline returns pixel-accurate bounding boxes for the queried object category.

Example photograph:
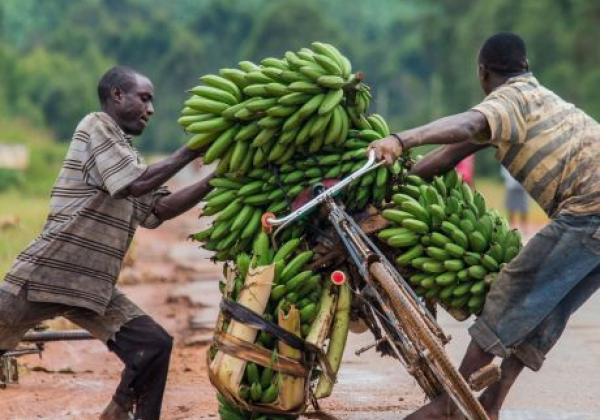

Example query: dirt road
[3,205,599,419]
[1,211,222,420]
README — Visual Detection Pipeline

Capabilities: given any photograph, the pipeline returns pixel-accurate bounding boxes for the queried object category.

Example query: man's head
[97,66,154,136]
[478,32,529,95]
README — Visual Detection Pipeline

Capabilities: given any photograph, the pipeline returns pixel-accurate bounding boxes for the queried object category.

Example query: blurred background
[1,0,598,274]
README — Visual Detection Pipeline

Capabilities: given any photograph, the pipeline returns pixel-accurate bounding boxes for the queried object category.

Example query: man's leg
[405,340,494,419]
[477,355,524,419]
[107,316,173,420]
[480,262,600,416]
[66,291,172,420]
[406,215,600,419]
[0,286,66,354]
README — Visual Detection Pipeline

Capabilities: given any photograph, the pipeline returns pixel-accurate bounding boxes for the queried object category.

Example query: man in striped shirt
[370,33,599,419]
[0,66,214,420]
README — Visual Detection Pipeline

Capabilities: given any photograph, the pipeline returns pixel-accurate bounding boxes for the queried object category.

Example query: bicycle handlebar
[265,150,384,233]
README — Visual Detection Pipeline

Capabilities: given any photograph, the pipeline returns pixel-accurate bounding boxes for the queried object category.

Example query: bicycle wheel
[370,262,489,420]
[364,290,443,400]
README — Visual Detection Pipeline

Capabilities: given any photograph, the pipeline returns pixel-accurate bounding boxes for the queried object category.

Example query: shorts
[469,213,600,370]
[0,285,146,350]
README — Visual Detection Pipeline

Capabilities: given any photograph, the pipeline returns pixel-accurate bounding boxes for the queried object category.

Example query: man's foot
[479,393,500,420]
[99,400,133,420]
[404,394,464,420]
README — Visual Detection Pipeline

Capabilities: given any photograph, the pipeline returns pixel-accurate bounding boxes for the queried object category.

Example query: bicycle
[1,328,94,388]
[263,151,491,420]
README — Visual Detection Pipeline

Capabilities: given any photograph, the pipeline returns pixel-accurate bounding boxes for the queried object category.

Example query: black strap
[220,298,307,351]
[220,298,338,384]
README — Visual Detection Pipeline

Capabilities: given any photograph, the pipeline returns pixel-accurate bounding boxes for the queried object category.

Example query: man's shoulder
[505,72,537,89]
[76,112,112,130]
[74,112,126,143]
[485,73,533,98]
[479,75,541,113]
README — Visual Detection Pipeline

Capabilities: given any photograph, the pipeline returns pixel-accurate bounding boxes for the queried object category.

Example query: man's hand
[125,145,202,197]
[153,168,215,222]
[368,135,403,165]
[365,111,490,167]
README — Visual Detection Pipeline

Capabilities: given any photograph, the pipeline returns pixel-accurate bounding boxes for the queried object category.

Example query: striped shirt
[3,112,169,314]
[472,73,600,217]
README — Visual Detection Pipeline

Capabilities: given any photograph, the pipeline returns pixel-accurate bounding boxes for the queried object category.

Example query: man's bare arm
[125,146,202,197]
[411,141,489,180]
[152,169,215,221]
[369,111,490,164]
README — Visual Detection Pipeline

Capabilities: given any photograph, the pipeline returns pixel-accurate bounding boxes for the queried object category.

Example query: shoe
[99,399,134,420]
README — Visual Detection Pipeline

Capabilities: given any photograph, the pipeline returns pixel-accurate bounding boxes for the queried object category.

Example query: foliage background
[4,0,592,273]
[1,0,598,179]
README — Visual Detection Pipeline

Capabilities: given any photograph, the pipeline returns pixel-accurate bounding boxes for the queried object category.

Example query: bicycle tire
[370,262,489,420]
[367,292,443,400]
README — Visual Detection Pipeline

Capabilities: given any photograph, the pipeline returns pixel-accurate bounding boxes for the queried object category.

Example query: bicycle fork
[323,196,448,344]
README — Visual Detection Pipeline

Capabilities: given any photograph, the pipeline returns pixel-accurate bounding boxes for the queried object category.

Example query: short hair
[97,66,139,105]
[479,32,528,76]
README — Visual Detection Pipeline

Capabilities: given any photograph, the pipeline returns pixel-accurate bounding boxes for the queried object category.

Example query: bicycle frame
[262,152,489,420]
[322,193,448,399]
[264,150,442,338]
[266,150,385,240]
[1,329,94,388]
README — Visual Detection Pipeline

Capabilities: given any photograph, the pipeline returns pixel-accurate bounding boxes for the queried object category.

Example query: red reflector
[330,270,346,285]
[261,212,275,233]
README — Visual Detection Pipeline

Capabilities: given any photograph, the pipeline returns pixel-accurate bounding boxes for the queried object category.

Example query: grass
[0,117,66,195]
[0,117,64,276]
[0,190,50,276]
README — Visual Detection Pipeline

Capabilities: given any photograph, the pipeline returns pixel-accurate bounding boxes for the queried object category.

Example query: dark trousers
[0,287,172,420]
[469,213,600,370]
[108,315,173,420]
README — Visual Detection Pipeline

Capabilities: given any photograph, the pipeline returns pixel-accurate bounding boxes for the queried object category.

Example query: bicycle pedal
[354,337,386,356]
[468,363,501,391]
[354,342,377,356]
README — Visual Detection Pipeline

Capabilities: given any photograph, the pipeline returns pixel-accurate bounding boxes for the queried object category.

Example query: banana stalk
[305,286,337,348]
[276,306,305,410]
[314,283,351,399]
[211,264,275,394]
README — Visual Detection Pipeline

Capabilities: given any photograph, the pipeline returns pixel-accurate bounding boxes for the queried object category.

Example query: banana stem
[277,306,305,410]
[343,72,365,105]
[314,283,351,399]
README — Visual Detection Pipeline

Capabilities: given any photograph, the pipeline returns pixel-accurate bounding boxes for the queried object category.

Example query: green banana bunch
[269,241,320,338]
[214,235,322,413]
[380,169,523,316]
[190,114,396,262]
[199,43,401,420]
[180,42,366,176]
[217,393,251,420]
[185,42,403,264]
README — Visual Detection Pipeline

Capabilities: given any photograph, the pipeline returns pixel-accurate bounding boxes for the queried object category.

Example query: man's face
[112,74,155,136]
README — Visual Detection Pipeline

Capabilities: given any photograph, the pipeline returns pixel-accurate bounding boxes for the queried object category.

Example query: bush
[0,168,24,191]
[22,142,66,195]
